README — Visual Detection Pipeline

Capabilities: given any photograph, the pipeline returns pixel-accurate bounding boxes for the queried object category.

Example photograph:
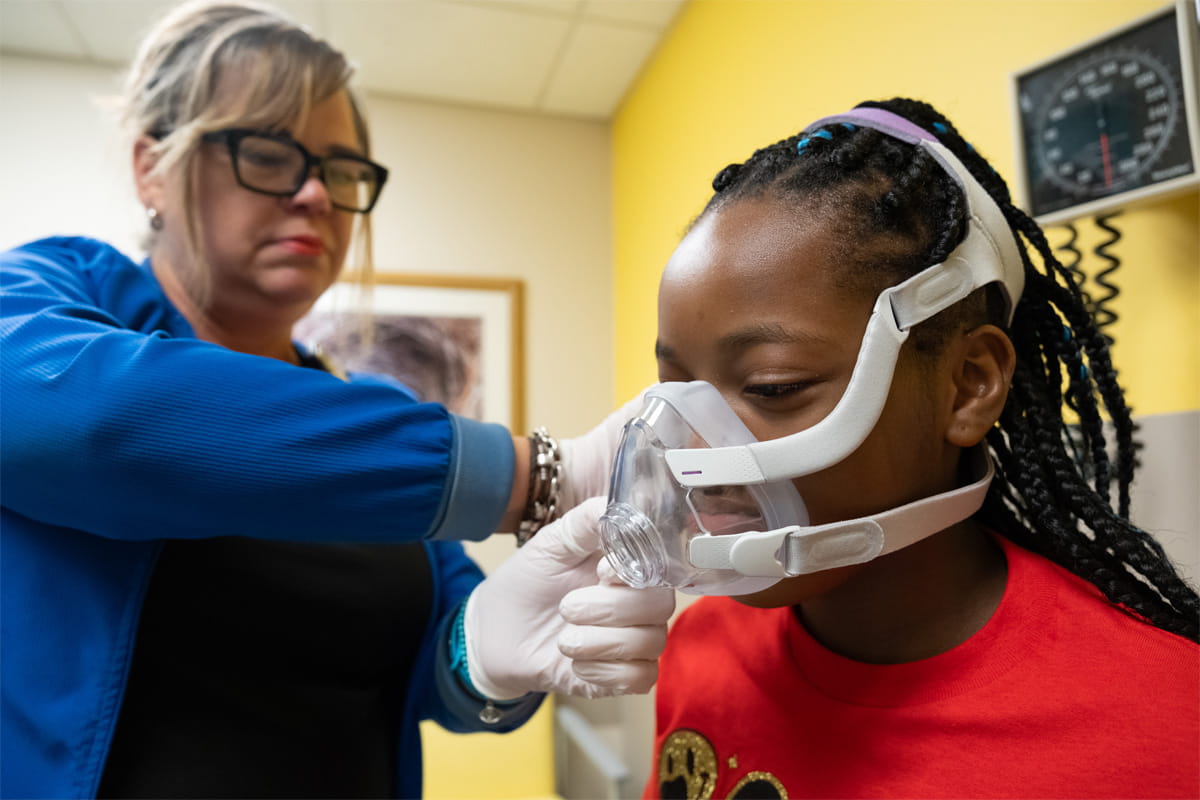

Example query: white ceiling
[0,0,686,119]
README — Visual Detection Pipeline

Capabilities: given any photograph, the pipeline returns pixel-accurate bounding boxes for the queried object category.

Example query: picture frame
[296,273,525,432]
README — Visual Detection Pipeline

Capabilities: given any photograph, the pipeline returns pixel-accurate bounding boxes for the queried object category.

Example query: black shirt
[98,534,433,799]
[99,354,434,798]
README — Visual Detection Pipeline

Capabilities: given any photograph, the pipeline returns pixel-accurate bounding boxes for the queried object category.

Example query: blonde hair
[119,0,375,303]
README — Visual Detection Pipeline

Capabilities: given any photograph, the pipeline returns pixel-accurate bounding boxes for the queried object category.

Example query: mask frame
[600,381,811,595]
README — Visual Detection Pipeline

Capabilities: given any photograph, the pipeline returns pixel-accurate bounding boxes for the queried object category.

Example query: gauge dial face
[1034,49,1180,195]
[1017,6,1195,218]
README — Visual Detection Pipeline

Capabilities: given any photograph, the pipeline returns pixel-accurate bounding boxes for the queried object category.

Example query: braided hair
[702,97,1198,642]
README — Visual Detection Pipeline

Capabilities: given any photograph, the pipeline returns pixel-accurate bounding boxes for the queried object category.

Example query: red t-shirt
[646,535,1199,799]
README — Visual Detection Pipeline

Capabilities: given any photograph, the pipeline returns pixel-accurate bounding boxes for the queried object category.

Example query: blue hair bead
[797,127,837,154]
[1080,364,1089,380]
[933,122,948,133]
[1062,325,1073,342]
[841,122,856,130]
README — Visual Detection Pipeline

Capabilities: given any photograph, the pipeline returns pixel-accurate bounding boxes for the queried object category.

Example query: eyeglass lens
[234,135,381,212]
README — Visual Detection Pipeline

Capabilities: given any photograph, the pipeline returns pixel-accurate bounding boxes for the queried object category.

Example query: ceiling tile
[540,19,658,118]
[63,1,198,63]
[0,1,86,60]
[62,0,327,65]
[581,0,683,28]
[1,0,676,120]
[329,0,571,109]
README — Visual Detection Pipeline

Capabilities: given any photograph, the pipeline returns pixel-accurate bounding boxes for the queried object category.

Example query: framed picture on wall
[296,273,525,432]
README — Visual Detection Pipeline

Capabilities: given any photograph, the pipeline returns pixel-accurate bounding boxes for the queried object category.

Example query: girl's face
[656,197,964,608]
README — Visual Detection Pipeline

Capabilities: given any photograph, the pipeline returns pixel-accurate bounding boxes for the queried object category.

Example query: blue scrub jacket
[0,237,541,798]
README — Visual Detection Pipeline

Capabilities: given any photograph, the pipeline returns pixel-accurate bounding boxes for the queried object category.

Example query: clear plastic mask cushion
[600,383,808,596]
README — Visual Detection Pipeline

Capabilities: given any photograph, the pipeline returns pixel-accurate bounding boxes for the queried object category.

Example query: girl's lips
[691,511,764,536]
[275,236,325,256]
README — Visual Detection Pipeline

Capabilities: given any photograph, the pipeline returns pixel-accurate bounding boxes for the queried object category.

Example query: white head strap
[666,107,1025,488]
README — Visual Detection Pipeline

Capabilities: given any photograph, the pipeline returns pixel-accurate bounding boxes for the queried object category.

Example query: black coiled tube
[1091,212,1124,343]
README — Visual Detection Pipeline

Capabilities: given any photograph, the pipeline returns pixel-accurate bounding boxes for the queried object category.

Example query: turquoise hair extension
[796,127,836,154]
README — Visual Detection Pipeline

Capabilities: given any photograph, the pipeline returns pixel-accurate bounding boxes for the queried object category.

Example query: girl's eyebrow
[655,324,836,364]
[716,323,836,352]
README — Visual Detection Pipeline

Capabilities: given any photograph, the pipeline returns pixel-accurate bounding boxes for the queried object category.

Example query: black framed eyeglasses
[200,128,389,213]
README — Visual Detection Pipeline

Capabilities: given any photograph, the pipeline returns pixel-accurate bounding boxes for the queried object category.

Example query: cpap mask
[598,107,1026,596]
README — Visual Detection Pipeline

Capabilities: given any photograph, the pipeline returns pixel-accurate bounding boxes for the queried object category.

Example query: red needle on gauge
[1097,100,1113,187]
[1100,131,1113,187]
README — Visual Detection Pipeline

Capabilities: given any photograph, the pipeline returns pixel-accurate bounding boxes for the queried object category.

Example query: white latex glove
[557,387,654,511]
[464,496,676,700]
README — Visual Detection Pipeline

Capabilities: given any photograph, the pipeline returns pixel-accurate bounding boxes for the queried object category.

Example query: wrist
[462,591,534,702]
[515,427,563,546]
[501,435,532,531]
[447,599,533,723]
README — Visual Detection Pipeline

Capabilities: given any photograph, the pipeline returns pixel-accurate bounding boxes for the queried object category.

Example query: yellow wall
[421,708,556,799]
[612,0,1200,416]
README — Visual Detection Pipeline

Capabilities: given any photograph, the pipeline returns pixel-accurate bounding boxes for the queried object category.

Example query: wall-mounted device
[1012,0,1200,225]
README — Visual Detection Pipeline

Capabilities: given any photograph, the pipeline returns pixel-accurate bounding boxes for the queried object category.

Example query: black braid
[702,97,1198,642]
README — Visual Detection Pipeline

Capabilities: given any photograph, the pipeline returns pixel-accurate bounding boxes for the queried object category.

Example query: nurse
[0,2,673,797]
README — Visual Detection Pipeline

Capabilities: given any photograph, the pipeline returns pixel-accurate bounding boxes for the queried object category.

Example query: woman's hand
[463,497,675,700]
[557,388,653,511]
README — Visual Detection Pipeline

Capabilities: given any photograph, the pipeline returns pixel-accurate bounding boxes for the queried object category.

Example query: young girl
[601,98,1199,799]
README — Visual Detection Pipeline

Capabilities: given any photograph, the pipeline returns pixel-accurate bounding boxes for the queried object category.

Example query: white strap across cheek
[665,222,1008,491]
[665,287,907,487]
[688,447,994,577]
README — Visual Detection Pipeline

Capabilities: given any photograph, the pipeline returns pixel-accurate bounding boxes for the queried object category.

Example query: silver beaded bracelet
[516,427,562,546]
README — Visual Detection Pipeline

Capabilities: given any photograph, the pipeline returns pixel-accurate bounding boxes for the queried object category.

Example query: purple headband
[803,107,969,198]
[797,105,1025,324]
[807,107,938,145]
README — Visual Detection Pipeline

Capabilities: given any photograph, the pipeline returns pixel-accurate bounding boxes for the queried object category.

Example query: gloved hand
[557,387,654,511]
[464,496,676,700]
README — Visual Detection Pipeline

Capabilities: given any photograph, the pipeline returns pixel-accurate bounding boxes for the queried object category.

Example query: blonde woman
[0,2,671,797]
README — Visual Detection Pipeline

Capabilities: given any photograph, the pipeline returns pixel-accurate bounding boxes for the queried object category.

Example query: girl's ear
[946,324,1015,447]
[132,135,165,211]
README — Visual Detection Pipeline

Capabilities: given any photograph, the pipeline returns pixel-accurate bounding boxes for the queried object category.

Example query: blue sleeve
[396,542,541,797]
[431,602,543,732]
[405,542,542,734]
[0,238,515,543]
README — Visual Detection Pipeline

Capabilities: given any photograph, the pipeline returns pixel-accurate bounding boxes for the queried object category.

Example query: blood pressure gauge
[1012,1,1200,224]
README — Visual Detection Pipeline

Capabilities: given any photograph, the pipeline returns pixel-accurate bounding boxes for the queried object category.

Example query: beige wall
[0,52,613,799]
[0,57,142,254]
[364,91,616,445]
[0,54,615,444]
